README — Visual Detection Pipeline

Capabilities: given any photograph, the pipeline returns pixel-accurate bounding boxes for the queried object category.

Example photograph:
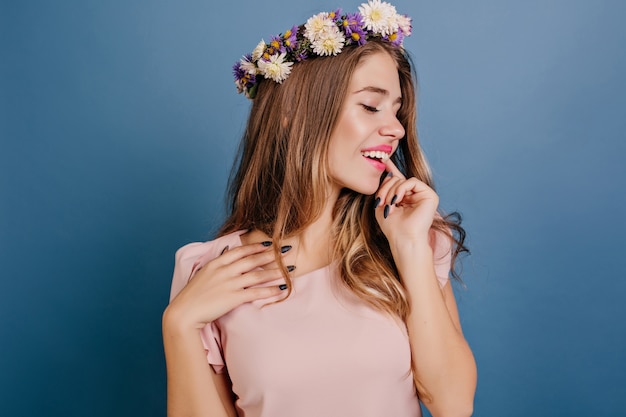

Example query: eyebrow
[354,86,402,105]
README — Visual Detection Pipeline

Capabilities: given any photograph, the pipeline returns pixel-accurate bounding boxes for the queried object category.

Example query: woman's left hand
[374,158,439,246]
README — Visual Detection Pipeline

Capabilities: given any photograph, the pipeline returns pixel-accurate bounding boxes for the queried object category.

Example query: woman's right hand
[163,242,286,332]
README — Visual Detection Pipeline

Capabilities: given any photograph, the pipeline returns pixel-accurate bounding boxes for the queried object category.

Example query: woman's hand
[375,159,477,416]
[374,158,439,246]
[163,242,286,332]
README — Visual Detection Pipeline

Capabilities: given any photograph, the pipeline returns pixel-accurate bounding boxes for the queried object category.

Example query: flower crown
[233,0,412,99]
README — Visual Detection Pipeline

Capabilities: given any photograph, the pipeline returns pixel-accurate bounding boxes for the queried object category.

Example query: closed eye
[361,104,379,113]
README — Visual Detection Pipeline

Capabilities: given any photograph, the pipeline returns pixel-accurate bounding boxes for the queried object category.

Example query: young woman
[162,2,477,416]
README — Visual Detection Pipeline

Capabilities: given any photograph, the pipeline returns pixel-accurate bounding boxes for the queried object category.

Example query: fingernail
[374,197,381,208]
[220,245,229,255]
[279,284,288,290]
[383,205,390,219]
[390,195,397,205]
[287,265,296,272]
[281,245,292,253]
[387,172,393,178]
[261,241,272,247]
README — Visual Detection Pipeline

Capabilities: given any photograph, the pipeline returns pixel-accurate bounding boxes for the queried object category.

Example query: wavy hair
[219,39,468,321]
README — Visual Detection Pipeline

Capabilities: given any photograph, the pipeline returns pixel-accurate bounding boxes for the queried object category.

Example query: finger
[240,284,286,304]
[384,158,406,181]
[379,178,420,218]
[215,241,274,267]
[382,179,417,217]
[238,267,289,289]
[231,242,294,274]
[375,175,401,209]
[384,179,438,218]
[231,249,289,276]
[387,177,415,202]
[247,244,294,273]
[375,158,407,207]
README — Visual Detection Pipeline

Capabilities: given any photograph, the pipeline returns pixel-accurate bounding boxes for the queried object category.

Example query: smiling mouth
[361,150,390,162]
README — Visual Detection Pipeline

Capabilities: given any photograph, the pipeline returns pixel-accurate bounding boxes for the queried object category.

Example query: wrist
[162,304,203,338]
[389,234,432,256]
[389,238,436,283]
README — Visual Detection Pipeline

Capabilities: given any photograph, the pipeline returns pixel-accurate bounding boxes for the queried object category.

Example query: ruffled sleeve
[169,238,235,374]
[429,229,453,288]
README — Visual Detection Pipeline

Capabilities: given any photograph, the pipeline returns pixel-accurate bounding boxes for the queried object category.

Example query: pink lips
[361,144,392,171]
[361,144,393,153]
[364,157,387,171]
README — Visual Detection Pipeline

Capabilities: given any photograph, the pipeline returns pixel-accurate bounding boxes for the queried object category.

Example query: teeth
[361,151,390,160]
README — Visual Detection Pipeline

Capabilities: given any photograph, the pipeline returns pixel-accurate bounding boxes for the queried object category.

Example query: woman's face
[327,51,405,196]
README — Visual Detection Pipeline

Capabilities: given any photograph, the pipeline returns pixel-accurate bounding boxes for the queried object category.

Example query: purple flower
[232,61,246,80]
[343,13,367,45]
[384,30,404,47]
[233,54,257,94]
[329,8,343,22]
[282,25,299,52]
[263,35,286,60]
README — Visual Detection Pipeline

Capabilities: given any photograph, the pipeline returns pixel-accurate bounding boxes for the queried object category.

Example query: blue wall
[2,1,625,415]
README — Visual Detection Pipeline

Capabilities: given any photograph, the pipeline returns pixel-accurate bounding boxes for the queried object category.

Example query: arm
[163,242,287,417]
[162,312,237,417]
[375,160,477,417]
[391,240,476,417]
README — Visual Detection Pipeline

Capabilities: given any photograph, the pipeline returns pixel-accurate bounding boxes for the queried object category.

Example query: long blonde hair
[220,39,467,321]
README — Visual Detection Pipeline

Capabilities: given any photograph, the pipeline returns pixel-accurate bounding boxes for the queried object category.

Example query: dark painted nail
[287,265,296,272]
[390,195,398,205]
[261,241,272,247]
[374,197,381,208]
[281,245,292,253]
[279,284,288,290]
[220,245,229,255]
[383,205,390,219]
[386,172,393,178]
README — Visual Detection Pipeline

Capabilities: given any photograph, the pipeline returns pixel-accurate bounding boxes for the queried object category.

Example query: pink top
[169,230,451,417]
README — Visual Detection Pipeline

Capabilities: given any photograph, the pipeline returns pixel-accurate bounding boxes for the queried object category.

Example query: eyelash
[361,104,379,113]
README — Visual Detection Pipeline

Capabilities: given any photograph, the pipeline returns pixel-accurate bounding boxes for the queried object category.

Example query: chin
[332,176,380,196]
[348,183,379,196]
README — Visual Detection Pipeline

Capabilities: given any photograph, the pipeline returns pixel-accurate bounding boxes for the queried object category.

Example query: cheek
[327,130,350,162]
[330,123,363,155]
[327,109,371,166]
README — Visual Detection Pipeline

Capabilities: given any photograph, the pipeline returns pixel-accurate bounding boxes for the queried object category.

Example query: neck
[240,190,339,276]
[299,192,336,246]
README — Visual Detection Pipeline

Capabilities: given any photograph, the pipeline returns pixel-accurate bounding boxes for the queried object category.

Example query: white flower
[251,39,266,62]
[257,53,293,83]
[385,12,401,35]
[397,14,412,36]
[239,57,257,75]
[234,80,244,94]
[304,12,335,42]
[311,26,345,56]
[358,0,398,36]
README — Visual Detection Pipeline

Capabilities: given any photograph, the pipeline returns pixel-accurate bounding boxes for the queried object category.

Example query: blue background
[2,0,625,416]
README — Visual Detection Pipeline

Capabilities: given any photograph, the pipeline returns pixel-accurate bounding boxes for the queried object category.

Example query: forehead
[349,52,401,94]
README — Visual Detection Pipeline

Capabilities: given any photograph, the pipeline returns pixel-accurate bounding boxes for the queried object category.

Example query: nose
[379,114,405,141]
